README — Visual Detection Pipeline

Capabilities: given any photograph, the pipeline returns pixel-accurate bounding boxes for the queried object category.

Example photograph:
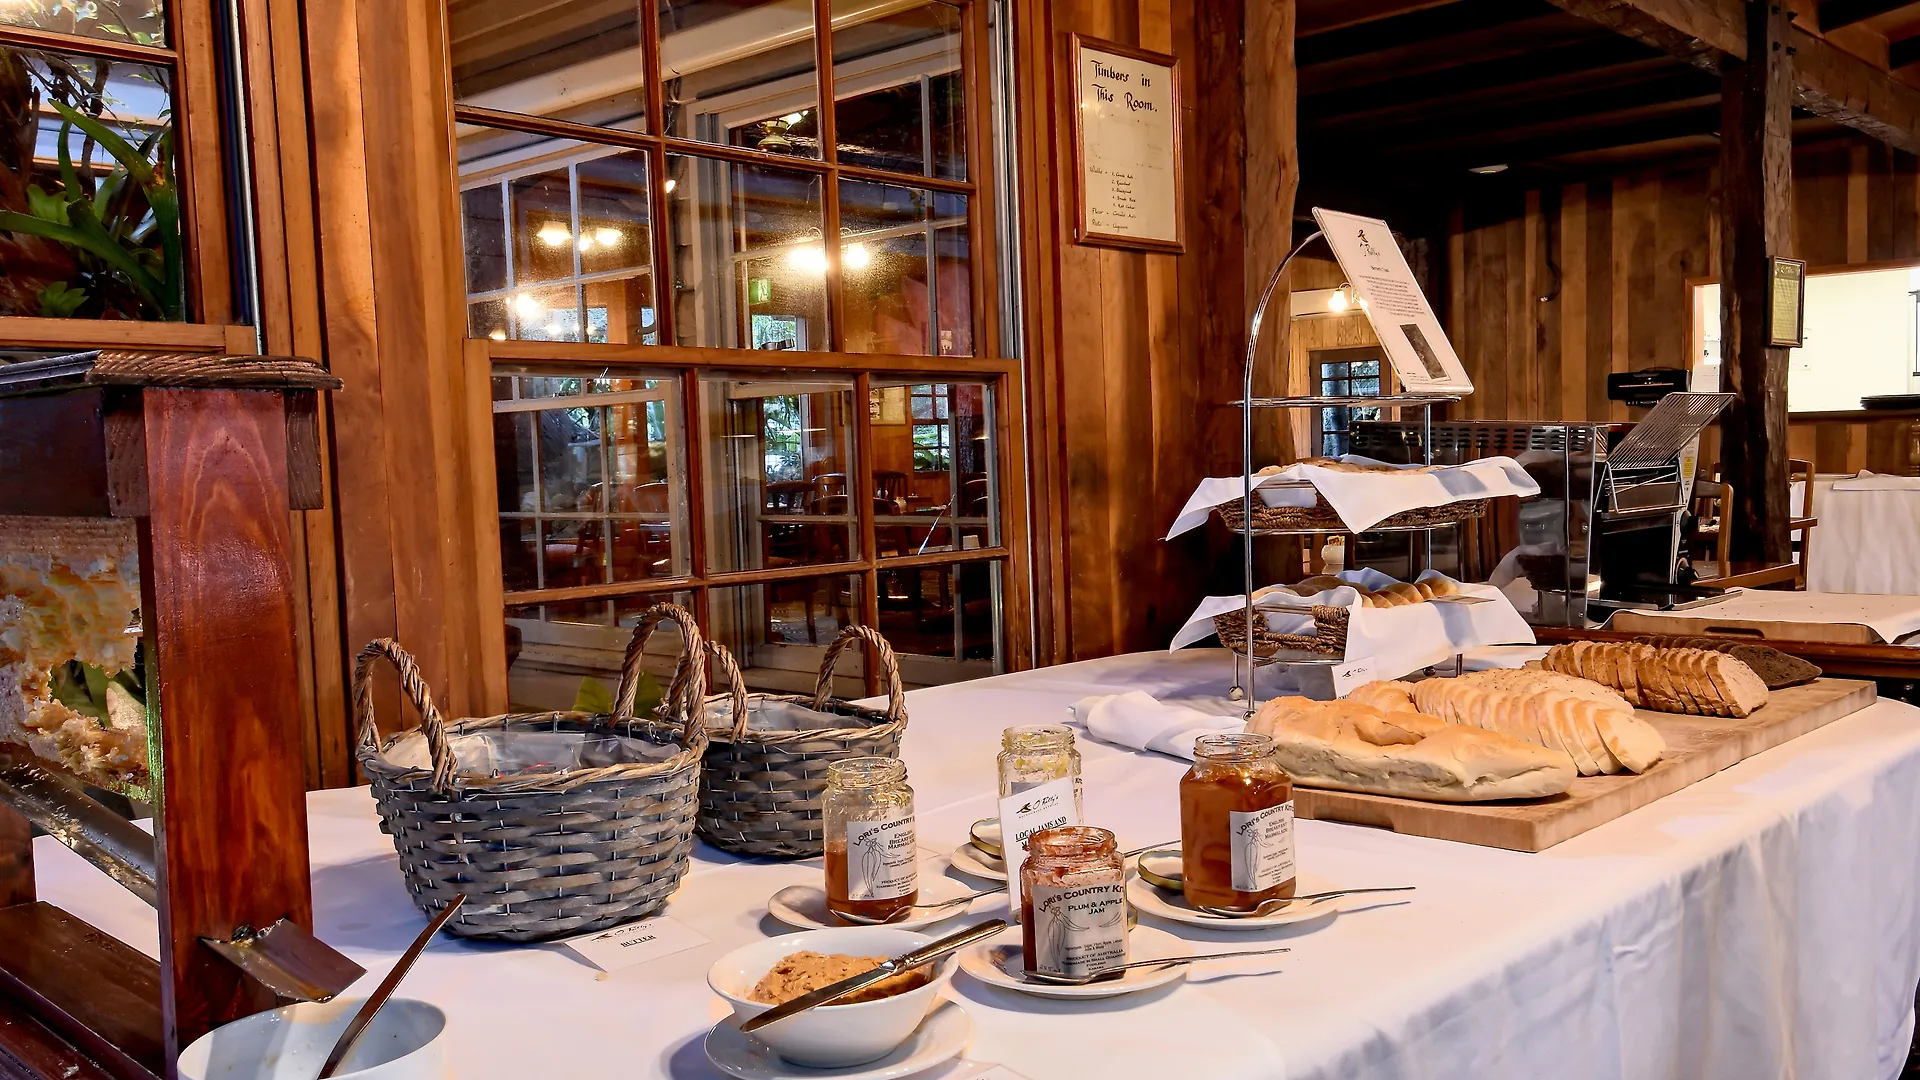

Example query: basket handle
[352,638,458,795]
[702,641,754,741]
[813,625,906,724]
[616,602,708,747]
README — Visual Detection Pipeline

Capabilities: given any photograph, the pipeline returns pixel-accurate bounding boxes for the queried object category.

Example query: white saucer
[1127,871,1343,931]
[767,880,991,932]
[946,842,1006,882]
[705,999,973,1080]
[959,924,1189,999]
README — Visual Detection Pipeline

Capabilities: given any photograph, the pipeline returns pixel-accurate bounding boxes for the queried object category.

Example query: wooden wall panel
[1015,0,1292,660]
[1446,134,1920,477]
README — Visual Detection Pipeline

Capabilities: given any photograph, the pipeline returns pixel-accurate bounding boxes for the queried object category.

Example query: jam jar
[1019,826,1128,977]
[1179,732,1296,909]
[997,724,1084,817]
[823,757,918,922]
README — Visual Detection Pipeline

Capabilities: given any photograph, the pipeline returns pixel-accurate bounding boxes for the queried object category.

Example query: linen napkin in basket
[1069,691,1243,762]
[1166,454,1541,538]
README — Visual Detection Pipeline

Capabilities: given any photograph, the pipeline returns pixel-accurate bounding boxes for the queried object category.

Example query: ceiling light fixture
[664,178,678,194]
[594,227,623,247]
[536,223,572,246]
[513,293,545,319]
[488,329,507,341]
[842,242,871,271]
[1468,164,1509,175]
[788,245,829,274]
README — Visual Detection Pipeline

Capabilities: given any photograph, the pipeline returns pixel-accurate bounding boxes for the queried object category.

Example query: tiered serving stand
[1229,231,1460,716]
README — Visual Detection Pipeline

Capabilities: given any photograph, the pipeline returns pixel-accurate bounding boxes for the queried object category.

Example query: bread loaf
[1541,643,1769,717]
[1632,635,1821,689]
[1397,671,1665,775]
[1246,696,1574,803]
[1277,574,1464,610]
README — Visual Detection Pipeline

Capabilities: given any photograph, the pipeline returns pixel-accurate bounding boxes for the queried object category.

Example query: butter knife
[739,918,1008,1034]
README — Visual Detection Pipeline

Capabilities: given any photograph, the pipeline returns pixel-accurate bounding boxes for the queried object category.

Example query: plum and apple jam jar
[1180,732,1296,910]
[823,757,918,923]
[1019,826,1128,977]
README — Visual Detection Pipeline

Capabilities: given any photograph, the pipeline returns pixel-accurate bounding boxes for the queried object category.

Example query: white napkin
[1832,470,1920,492]
[1070,691,1243,761]
[1166,455,1541,538]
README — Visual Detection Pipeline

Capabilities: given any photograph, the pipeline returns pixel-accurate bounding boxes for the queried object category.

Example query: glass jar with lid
[1019,826,1128,977]
[1179,732,1296,910]
[823,756,918,922]
[997,724,1084,816]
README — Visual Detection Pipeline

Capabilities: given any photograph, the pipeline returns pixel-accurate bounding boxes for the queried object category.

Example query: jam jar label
[1027,882,1128,977]
[843,810,917,900]
[1229,800,1296,893]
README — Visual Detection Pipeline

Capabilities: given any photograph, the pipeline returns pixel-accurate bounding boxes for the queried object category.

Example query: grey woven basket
[683,625,909,859]
[353,602,709,942]
[1213,603,1350,659]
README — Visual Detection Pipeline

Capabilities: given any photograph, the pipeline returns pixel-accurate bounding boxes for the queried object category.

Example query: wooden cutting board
[1293,677,1877,852]
[1609,610,1880,644]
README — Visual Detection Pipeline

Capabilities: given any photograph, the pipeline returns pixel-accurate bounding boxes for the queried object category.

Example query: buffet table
[1799,473,1920,594]
[32,650,1920,1080]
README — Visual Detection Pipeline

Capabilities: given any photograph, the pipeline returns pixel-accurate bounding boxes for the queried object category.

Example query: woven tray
[1213,604,1350,659]
[682,625,908,859]
[1216,495,1488,533]
[353,603,708,942]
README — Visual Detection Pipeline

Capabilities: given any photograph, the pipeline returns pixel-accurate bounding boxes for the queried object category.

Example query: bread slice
[1682,649,1731,717]
[1611,643,1643,707]
[1457,669,1633,714]
[1703,652,1769,717]
[1570,698,1625,773]
[1594,711,1665,772]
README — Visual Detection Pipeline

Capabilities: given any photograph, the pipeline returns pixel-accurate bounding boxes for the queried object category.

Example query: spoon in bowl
[1001,944,1292,985]
[835,841,1181,925]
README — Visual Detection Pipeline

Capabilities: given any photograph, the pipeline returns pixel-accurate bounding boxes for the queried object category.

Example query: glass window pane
[840,179,971,357]
[830,0,965,180]
[878,560,997,685]
[496,370,692,591]
[660,0,818,157]
[0,2,167,46]
[449,2,645,133]
[667,154,828,350]
[872,380,996,557]
[701,374,858,573]
[709,575,864,695]
[504,591,695,713]
[459,141,659,345]
[0,48,181,320]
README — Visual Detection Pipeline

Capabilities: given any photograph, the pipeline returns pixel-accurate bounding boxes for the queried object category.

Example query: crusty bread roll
[1542,643,1768,717]
[1381,583,1423,606]
[1346,680,1418,713]
[1246,696,1574,803]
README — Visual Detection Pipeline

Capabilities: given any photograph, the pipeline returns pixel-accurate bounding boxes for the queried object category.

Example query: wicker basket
[685,625,909,859]
[1213,604,1350,659]
[1216,495,1488,533]
[353,603,708,942]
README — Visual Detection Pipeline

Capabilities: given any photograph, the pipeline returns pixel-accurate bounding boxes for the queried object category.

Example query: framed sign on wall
[1070,34,1184,252]
[1768,257,1806,348]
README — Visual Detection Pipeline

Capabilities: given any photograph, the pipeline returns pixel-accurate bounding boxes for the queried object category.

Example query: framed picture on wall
[1070,34,1184,252]
[1769,257,1805,348]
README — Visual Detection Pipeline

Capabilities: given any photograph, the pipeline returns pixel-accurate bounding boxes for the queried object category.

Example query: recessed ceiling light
[1468,164,1509,175]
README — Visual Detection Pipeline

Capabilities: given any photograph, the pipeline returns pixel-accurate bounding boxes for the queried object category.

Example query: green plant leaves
[37,282,88,318]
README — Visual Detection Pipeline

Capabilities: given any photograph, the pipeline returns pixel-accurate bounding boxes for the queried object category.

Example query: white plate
[705,999,973,1080]
[767,879,992,932]
[1127,871,1344,930]
[946,842,1006,882]
[959,924,1189,999]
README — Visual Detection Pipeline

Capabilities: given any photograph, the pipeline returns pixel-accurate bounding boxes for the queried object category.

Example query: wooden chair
[1788,458,1818,589]
[873,469,909,512]
[1692,459,1818,590]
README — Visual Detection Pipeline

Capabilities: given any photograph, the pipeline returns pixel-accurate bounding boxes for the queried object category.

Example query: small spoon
[1001,944,1291,986]
[316,894,464,1079]
[1197,885,1415,919]
[835,884,1008,925]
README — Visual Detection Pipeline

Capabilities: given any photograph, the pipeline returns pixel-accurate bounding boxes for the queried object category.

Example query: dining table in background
[31,650,1920,1080]
[1797,472,1920,595]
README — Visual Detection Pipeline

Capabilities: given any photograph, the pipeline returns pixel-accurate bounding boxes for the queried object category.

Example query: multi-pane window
[456,0,1009,704]
[1316,349,1383,457]
[0,4,189,320]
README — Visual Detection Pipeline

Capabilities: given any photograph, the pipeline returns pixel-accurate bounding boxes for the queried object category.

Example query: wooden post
[0,801,31,908]
[1718,0,1794,566]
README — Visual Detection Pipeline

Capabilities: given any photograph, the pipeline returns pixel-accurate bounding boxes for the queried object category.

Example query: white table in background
[33,650,1920,1080]
[1798,473,1920,594]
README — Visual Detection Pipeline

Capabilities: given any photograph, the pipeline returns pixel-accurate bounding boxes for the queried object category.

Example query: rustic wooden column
[0,802,30,908]
[1718,0,1794,566]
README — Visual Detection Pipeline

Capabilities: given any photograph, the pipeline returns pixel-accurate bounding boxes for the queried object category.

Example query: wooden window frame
[448,0,1028,692]
[0,1,239,344]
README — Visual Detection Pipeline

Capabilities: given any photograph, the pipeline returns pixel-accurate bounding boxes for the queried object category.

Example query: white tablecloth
[31,650,1920,1080]
[1801,476,1920,594]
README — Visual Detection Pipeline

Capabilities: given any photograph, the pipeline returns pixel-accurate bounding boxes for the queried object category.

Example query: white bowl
[708,927,957,1069]
[176,997,446,1080]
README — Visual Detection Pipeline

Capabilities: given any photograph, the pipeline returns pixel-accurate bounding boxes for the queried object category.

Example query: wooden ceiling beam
[1543,0,1920,154]
[1302,14,1611,95]
[1298,0,1464,37]
[1819,0,1920,32]
[1890,33,1920,65]
[1372,93,1722,160]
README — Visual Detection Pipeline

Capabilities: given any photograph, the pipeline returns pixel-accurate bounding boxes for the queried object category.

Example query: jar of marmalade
[823,757,918,922]
[997,725,1083,818]
[1180,732,1296,909]
[1019,826,1128,977]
